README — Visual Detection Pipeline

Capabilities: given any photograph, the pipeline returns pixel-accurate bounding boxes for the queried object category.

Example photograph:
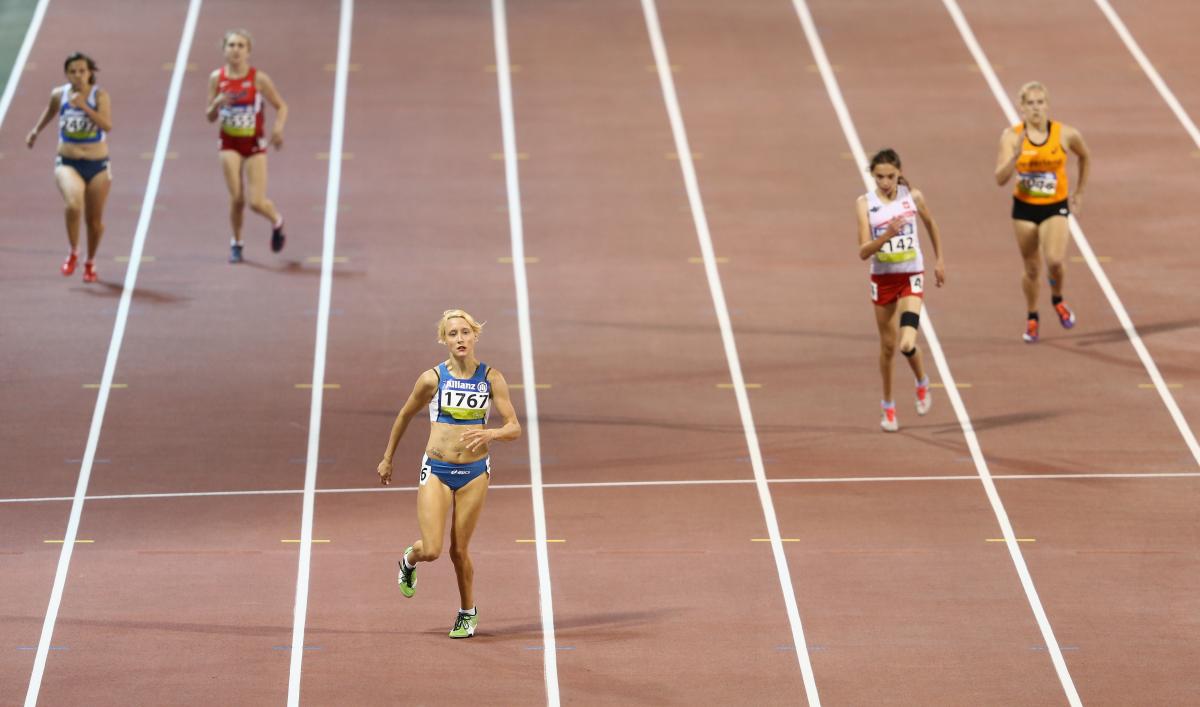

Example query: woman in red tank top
[205,29,289,263]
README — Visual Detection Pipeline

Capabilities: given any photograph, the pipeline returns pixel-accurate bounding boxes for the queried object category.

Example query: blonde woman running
[377,310,521,638]
[994,81,1090,343]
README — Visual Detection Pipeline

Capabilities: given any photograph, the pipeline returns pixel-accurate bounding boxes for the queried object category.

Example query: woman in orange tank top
[994,81,1090,344]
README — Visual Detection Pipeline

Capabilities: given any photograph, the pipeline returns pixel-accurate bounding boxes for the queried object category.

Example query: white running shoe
[915,383,932,416]
[880,406,899,432]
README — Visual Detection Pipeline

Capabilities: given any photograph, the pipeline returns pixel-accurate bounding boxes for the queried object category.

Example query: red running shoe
[1054,302,1076,329]
[1022,318,1039,344]
[61,252,78,276]
[82,261,98,283]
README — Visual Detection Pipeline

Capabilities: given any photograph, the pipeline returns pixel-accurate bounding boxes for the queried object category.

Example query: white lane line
[4,471,1199,506]
[0,0,50,132]
[23,1,204,705]
[286,1,352,704]
[1092,0,1200,149]
[639,1,820,703]
[491,2,560,704]
[791,1,1080,704]
[943,0,1200,470]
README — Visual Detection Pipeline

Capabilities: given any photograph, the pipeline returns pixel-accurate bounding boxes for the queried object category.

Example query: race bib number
[870,280,878,302]
[874,220,917,263]
[419,463,431,486]
[909,274,924,294]
[220,105,257,137]
[61,114,97,140]
[1017,171,1058,199]
[441,386,489,421]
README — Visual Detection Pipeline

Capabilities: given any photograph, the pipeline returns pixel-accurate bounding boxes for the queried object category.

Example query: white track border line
[286,0,352,704]
[22,1,203,704]
[0,0,50,131]
[790,1,1081,704]
[4,470,1200,506]
[1091,0,1200,149]
[942,0,1200,468]
[639,1,821,703]
[491,1,560,704]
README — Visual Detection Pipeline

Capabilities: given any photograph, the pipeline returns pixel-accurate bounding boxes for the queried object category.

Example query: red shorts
[870,271,925,306]
[219,134,265,158]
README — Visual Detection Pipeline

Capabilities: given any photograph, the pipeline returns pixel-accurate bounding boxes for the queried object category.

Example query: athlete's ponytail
[868,148,912,191]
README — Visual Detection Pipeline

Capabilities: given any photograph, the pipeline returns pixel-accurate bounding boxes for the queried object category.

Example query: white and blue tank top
[428,362,491,426]
[58,84,105,144]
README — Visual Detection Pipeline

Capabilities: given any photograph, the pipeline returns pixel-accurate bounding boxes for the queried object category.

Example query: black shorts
[1012,198,1069,225]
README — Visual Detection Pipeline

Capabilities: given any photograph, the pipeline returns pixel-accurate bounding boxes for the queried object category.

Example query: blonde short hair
[436,309,484,344]
[1019,81,1048,104]
[222,28,253,51]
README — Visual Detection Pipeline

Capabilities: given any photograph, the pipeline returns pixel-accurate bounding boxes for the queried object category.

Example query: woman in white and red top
[205,29,288,263]
[855,149,946,432]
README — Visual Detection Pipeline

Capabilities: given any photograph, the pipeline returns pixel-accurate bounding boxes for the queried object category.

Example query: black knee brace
[900,311,920,330]
[902,347,918,358]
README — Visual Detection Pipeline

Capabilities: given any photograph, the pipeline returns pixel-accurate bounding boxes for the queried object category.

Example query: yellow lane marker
[25,62,36,71]
[752,538,799,542]
[1070,255,1112,263]
[295,383,341,389]
[84,383,127,389]
[304,256,350,264]
[114,255,156,263]
[161,62,197,71]
[44,539,94,544]
[717,383,762,389]
[517,539,565,543]
[499,256,539,264]
[1140,383,1182,389]
[688,256,729,264]
[140,152,178,160]
[807,63,840,73]
[324,63,361,71]
[317,152,354,160]
[967,63,1003,72]
[509,383,552,390]
[646,64,680,72]
[986,538,1035,543]
[490,152,529,160]
[931,382,972,389]
[485,64,521,73]
[667,152,702,160]
[282,539,331,543]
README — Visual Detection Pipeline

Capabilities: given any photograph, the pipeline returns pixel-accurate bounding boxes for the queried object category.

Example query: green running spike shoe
[397,547,417,598]
[449,610,478,639]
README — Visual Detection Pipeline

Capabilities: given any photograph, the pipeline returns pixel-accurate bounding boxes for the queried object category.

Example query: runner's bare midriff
[426,421,488,464]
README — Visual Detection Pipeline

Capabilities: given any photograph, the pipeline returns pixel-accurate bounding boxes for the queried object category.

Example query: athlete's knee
[65,199,83,216]
[1023,260,1040,280]
[449,544,470,566]
[248,197,271,214]
[86,217,104,234]
[880,340,896,359]
[1046,260,1064,277]
[418,542,442,562]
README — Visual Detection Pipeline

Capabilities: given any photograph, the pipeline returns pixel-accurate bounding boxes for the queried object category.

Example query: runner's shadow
[78,280,188,305]
[926,409,1061,435]
[242,259,366,279]
[425,608,676,641]
[1066,318,1200,347]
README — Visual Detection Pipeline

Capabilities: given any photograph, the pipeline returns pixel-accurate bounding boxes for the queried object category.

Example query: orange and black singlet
[1013,121,1069,205]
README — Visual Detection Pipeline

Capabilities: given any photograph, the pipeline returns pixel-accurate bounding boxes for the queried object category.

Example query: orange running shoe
[82,261,98,283]
[1054,301,1076,329]
[915,382,932,416]
[61,252,78,276]
[880,405,898,433]
[1022,318,1039,344]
